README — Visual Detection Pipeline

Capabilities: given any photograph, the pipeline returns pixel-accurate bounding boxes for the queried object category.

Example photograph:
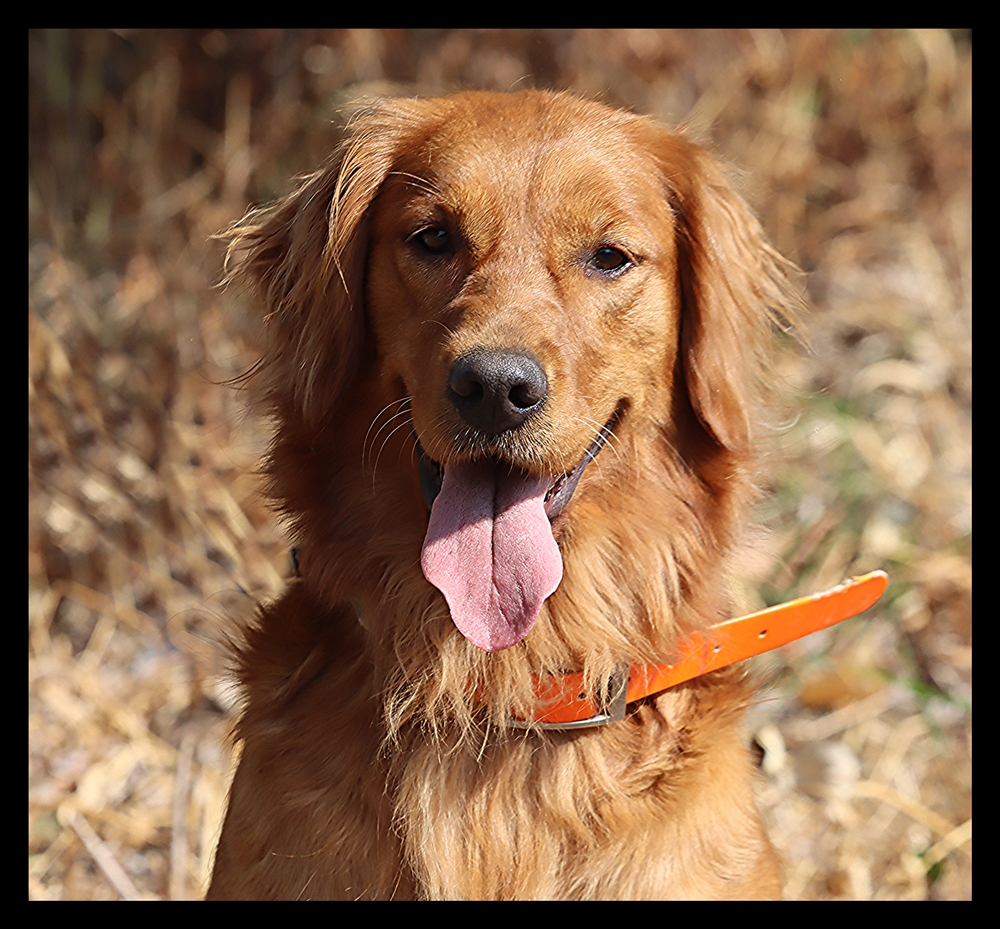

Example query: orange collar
[513,571,889,729]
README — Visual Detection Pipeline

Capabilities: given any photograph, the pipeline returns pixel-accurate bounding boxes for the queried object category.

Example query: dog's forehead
[418,106,650,187]
[391,99,670,233]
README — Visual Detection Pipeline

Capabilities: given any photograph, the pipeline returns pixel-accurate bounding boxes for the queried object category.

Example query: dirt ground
[28,30,971,900]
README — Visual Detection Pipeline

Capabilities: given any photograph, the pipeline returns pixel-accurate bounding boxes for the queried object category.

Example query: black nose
[448,349,548,436]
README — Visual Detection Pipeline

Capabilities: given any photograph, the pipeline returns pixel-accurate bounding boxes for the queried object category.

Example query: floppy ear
[661,138,801,464]
[221,99,421,422]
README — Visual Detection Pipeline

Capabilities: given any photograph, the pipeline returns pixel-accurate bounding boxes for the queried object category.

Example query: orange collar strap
[515,571,889,730]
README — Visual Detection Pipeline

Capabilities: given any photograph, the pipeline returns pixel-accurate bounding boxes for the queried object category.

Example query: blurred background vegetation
[28,29,971,900]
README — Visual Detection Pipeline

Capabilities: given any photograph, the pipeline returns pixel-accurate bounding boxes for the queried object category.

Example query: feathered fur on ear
[659,136,802,469]
[220,99,426,422]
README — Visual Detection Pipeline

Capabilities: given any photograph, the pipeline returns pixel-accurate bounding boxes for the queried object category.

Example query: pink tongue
[420,461,563,651]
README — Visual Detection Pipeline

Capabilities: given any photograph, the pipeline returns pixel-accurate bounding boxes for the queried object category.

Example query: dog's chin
[416,403,625,522]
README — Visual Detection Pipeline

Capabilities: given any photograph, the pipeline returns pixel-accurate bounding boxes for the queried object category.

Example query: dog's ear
[659,137,801,464]
[220,99,421,422]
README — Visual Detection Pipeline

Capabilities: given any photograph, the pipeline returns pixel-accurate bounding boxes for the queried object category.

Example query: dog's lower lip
[417,442,443,510]
[416,405,623,519]
[543,405,623,520]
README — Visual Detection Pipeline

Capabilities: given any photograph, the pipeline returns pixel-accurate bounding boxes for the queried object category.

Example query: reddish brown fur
[207,90,801,900]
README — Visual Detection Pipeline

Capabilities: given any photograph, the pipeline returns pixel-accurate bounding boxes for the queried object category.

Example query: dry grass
[28,29,971,900]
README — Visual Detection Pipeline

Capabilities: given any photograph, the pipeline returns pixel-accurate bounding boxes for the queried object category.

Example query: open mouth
[417,403,624,521]
[416,404,625,652]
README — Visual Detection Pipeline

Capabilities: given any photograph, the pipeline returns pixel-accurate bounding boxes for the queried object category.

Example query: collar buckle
[510,664,630,731]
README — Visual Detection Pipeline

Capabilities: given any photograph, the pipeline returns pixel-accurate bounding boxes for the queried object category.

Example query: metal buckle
[510,665,630,731]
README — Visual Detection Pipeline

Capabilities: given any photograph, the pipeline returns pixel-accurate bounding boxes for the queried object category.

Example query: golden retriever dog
[207,90,801,900]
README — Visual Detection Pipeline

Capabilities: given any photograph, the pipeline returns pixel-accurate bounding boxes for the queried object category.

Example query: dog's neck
[345,568,886,731]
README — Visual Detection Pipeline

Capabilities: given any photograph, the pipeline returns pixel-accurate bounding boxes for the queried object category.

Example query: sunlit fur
[207,90,801,900]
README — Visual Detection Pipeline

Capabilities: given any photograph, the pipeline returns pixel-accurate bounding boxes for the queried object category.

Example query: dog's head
[223,90,798,656]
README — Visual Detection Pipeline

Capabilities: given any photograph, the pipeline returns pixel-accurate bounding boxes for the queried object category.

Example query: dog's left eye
[588,247,632,275]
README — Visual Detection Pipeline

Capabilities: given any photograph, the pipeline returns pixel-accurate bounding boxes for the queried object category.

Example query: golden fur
[207,90,800,900]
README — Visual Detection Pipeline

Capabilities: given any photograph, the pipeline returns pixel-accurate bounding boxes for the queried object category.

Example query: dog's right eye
[411,227,451,254]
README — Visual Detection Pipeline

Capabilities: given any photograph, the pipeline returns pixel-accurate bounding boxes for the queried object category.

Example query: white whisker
[372,419,417,494]
[387,170,442,199]
[364,399,412,469]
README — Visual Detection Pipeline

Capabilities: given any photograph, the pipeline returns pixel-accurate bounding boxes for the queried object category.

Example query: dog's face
[228,91,794,660]
[363,96,687,650]
[365,98,681,466]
